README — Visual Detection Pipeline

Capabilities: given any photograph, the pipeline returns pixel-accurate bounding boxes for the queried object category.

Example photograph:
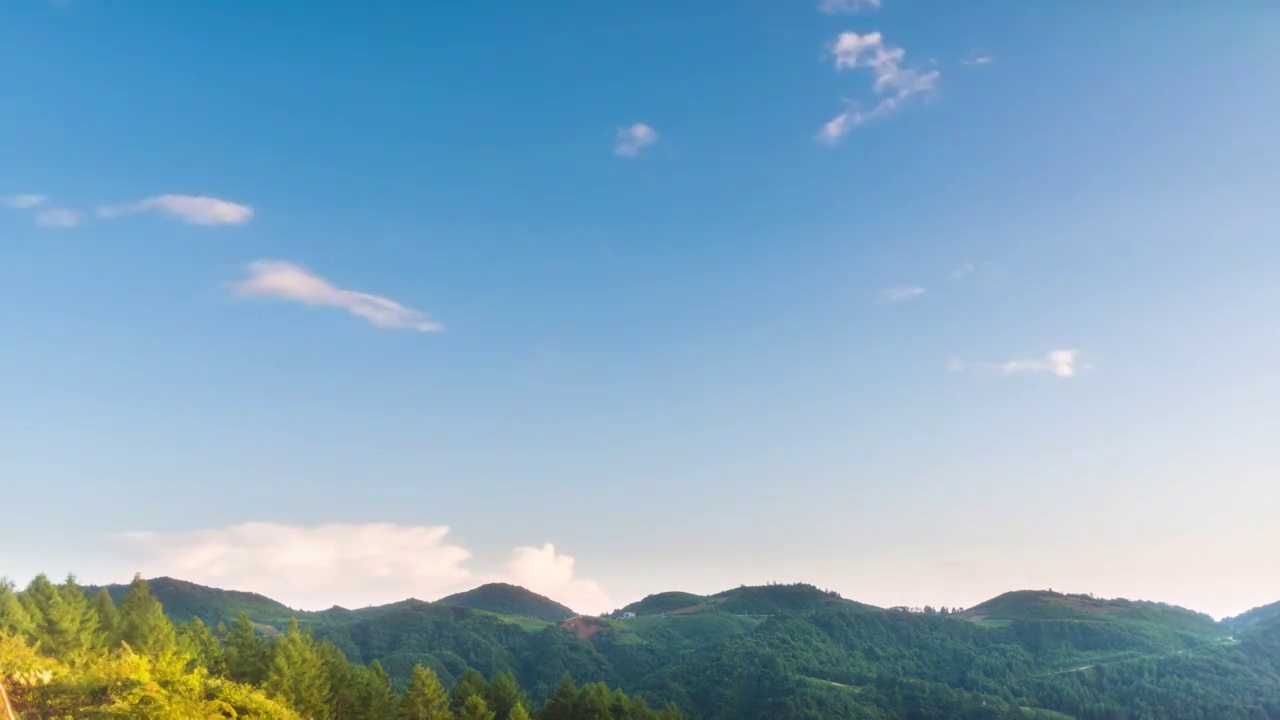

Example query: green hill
[68,576,1280,719]
[618,584,858,618]
[437,582,576,622]
[1226,599,1280,634]
[963,589,1219,631]
[95,576,302,628]
[617,591,707,616]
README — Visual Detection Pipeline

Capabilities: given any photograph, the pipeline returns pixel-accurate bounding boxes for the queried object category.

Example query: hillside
[1226,599,1280,634]
[617,591,707,617]
[438,582,576,622]
[59,575,1280,719]
[617,584,857,618]
[95,576,302,628]
[962,590,1220,632]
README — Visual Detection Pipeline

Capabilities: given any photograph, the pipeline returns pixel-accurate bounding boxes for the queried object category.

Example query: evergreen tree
[400,664,453,720]
[224,612,266,685]
[486,671,525,720]
[178,617,223,673]
[317,639,358,720]
[0,578,35,637]
[90,587,122,650]
[507,702,530,720]
[541,674,578,720]
[265,618,332,720]
[572,682,614,719]
[119,574,176,656]
[450,668,489,714]
[459,695,496,720]
[356,660,399,719]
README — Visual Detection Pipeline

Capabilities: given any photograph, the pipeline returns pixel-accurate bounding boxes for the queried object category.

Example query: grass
[474,610,553,633]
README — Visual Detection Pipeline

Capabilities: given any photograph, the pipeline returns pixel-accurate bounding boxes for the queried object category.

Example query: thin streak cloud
[232,260,443,332]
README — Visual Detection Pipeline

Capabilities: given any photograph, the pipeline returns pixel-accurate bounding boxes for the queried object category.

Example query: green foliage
[400,664,452,719]
[616,592,708,617]
[2,572,649,720]
[438,583,576,623]
[119,574,177,657]
[459,694,496,720]
[0,578,36,637]
[265,618,333,719]
[92,587,123,650]
[40,574,1280,720]
[485,670,525,720]
[224,612,268,685]
[357,659,401,718]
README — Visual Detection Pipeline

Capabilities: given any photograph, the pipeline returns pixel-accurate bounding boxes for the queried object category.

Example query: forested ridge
[0,574,679,719]
[3,575,1279,719]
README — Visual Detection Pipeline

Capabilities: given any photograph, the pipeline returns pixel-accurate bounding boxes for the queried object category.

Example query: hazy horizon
[3,3,1278,625]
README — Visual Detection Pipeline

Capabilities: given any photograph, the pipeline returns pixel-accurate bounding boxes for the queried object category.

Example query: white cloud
[614,123,659,157]
[2,194,84,229]
[999,349,1081,378]
[35,208,85,228]
[876,285,926,304]
[819,0,880,13]
[820,32,939,141]
[503,544,612,615]
[2,194,48,209]
[946,357,967,373]
[963,51,995,66]
[113,522,612,614]
[232,260,443,332]
[817,112,855,144]
[99,194,253,226]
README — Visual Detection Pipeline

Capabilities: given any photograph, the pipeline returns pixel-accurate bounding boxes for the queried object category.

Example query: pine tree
[178,617,223,673]
[400,664,453,720]
[459,695,495,720]
[450,668,489,714]
[91,588,122,650]
[540,673,578,720]
[119,574,176,656]
[572,683,614,719]
[54,575,98,658]
[0,578,34,637]
[265,618,332,719]
[506,702,530,720]
[356,660,399,719]
[224,612,266,684]
[317,639,358,720]
[486,671,524,720]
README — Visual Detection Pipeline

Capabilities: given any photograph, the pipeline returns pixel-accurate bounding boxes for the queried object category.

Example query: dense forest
[3,575,1280,719]
[0,574,679,719]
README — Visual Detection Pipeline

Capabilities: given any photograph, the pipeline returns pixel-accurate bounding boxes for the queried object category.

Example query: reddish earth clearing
[561,617,612,641]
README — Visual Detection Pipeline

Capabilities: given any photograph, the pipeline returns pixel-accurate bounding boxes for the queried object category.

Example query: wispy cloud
[113,522,612,613]
[35,208,85,228]
[99,194,253,226]
[2,194,48,209]
[946,357,967,373]
[819,0,880,13]
[963,51,995,67]
[614,123,659,157]
[232,260,443,332]
[999,349,1081,378]
[950,261,976,280]
[820,31,939,142]
[876,285,927,304]
[3,194,84,229]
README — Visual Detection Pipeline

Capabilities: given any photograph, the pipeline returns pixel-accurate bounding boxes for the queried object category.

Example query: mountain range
[89,576,1280,719]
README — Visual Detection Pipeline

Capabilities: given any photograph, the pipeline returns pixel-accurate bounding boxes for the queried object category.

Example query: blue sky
[2,1,1278,617]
